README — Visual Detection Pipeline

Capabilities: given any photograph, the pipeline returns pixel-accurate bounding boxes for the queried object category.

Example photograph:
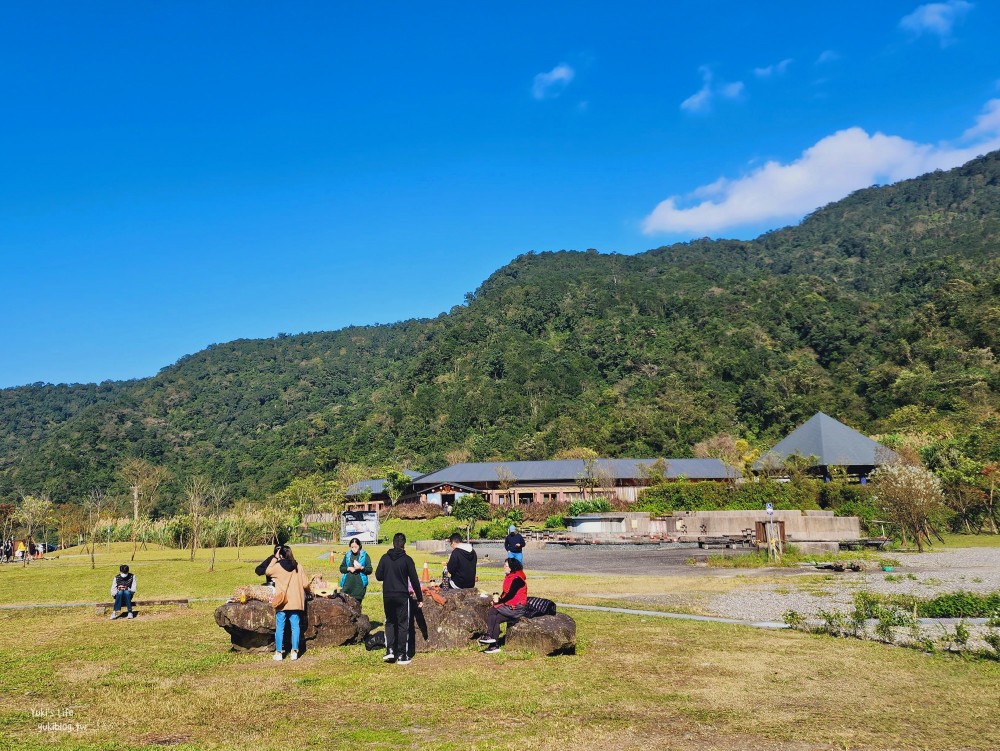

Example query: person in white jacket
[110,564,137,620]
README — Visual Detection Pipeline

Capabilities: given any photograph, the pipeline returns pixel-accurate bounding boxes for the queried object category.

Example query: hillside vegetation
[2,151,999,508]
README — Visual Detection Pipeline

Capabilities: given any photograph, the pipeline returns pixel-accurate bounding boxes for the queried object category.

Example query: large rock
[214,596,371,653]
[413,587,492,652]
[304,596,372,647]
[505,613,577,655]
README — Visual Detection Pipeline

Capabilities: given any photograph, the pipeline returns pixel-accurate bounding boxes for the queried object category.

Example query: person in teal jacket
[339,538,373,602]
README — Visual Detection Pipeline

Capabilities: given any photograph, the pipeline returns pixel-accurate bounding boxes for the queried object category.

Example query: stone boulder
[505,613,576,655]
[214,596,371,653]
[413,587,492,652]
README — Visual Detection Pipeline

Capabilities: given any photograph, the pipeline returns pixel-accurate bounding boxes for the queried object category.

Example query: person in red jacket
[478,557,527,654]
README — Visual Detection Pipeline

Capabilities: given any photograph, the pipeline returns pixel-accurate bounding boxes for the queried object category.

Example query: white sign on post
[765,502,774,516]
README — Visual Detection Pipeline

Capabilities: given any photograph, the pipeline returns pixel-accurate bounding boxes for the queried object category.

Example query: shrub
[477,521,509,540]
[519,501,569,523]
[817,608,847,637]
[544,515,566,530]
[567,498,613,516]
[497,508,525,526]
[393,503,443,520]
[636,480,822,515]
[783,610,808,632]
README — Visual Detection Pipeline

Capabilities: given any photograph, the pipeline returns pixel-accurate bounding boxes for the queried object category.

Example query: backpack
[364,631,386,651]
[524,597,556,618]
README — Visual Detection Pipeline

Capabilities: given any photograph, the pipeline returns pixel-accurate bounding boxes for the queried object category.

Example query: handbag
[270,589,287,609]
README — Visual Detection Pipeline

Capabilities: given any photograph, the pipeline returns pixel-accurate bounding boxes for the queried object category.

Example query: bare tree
[118,458,168,562]
[84,490,109,570]
[495,465,517,505]
[576,458,600,500]
[260,501,292,548]
[54,503,86,550]
[184,476,210,562]
[206,483,227,572]
[229,499,251,561]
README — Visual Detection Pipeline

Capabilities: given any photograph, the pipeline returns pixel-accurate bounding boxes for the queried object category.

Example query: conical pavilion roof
[755,412,898,469]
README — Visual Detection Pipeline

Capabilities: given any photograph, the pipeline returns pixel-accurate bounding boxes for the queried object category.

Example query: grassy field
[937,532,1000,548]
[2,545,1000,750]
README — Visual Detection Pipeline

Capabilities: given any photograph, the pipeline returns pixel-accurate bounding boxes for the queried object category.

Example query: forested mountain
[3,151,999,509]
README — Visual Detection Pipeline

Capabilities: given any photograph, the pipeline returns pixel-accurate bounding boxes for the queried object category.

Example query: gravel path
[704,547,1000,622]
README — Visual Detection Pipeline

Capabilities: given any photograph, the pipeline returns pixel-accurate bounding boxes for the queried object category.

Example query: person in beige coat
[265,546,309,661]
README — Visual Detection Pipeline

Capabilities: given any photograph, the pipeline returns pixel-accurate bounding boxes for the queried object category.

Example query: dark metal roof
[346,470,422,497]
[754,412,899,469]
[411,458,739,486]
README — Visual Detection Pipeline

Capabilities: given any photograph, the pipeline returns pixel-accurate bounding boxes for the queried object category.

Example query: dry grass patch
[2,601,999,751]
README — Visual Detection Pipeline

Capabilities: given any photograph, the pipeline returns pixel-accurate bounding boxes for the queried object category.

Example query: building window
[517,492,534,505]
[541,492,560,503]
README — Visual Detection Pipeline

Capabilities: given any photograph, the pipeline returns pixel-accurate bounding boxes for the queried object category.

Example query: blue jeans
[113,590,134,612]
[275,610,301,653]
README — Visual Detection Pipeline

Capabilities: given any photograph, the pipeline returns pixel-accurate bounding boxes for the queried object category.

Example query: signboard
[765,502,774,517]
[341,510,379,543]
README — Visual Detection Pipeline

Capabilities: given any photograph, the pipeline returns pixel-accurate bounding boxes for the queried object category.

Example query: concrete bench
[95,598,191,616]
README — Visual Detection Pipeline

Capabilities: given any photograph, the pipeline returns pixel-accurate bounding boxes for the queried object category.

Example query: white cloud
[963,98,1000,139]
[532,63,574,100]
[642,98,1000,236]
[721,81,745,98]
[899,1,973,42]
[754,58,793,78]
[816,50,840,64]
[681,67,745,113]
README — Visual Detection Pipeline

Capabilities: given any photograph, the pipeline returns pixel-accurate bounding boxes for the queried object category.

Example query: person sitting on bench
[110,564,137,620]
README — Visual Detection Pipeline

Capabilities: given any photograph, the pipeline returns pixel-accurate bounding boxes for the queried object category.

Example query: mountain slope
[3,151,999,506]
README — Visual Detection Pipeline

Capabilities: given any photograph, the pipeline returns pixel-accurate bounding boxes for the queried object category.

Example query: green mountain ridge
[3,151,999,508]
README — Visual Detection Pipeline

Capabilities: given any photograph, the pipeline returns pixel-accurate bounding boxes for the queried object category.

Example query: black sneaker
[483,645,501,654]
[382,651,395,663]
[477,636,496,645]
[396,656,412,665]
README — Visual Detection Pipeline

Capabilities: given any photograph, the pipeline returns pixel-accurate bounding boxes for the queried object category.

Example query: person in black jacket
[504,525,526,564]
[445,532,477,589]
[374,533,423,665]
[255,544,282,586]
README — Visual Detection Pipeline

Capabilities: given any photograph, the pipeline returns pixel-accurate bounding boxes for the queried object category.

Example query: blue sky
[2,1,998,387]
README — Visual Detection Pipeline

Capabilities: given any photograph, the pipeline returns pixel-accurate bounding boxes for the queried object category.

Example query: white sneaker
[109,612,118,620]
[272,652,283,661]
[382,651,395,663]
[126,613,135,620]
[289,651,298,661]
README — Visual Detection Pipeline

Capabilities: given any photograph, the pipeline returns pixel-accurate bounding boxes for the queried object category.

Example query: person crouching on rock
[110,564,137,620]
[374,533,423,665]
[339,537,373,603]
[479,557,527,654]
[266,545,309,661]
[445,532,477,589]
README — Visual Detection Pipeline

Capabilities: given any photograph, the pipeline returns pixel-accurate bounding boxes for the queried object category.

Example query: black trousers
[486,605,524,640]
[383,593,412,657]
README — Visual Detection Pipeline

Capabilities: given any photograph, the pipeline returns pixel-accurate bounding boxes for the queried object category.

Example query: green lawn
[937,532,1000,548]
[2,545,1000,750]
